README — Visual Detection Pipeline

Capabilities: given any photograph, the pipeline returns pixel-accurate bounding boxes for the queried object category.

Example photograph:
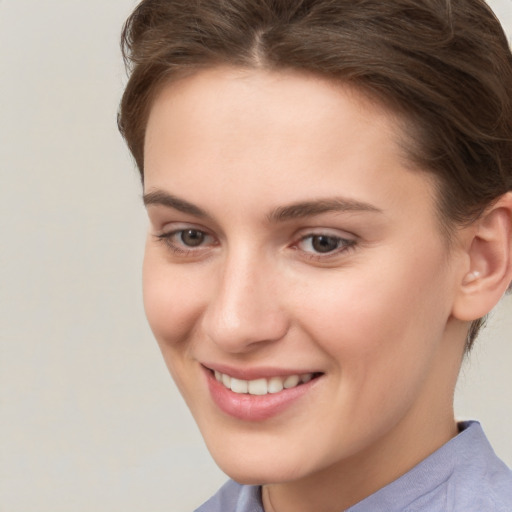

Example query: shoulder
[194,480,263,512]
[348,421,512,512]
[448,422,512,512]
[413,458,512,512]
[411,421,512,512]
[448,448,512,512]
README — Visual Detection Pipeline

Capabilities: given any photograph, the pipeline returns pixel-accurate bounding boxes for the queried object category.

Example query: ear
[452,192,512,322]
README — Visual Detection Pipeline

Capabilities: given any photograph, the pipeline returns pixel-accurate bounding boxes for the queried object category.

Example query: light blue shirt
[195,421,512,511]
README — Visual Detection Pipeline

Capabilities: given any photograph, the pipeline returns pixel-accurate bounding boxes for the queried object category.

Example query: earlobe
[452,192,512,322]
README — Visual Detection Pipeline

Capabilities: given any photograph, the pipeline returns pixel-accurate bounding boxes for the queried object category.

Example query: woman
[118,0,512,510]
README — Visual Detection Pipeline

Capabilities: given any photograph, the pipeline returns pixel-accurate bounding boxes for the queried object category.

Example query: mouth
[203,366,323,421]
[212,369,319,396]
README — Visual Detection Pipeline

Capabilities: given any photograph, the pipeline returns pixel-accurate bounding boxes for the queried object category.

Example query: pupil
[181,229,205,247]
[312,235,339,253]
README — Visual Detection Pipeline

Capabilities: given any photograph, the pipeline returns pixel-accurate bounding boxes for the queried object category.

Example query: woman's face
[142,67,467,485]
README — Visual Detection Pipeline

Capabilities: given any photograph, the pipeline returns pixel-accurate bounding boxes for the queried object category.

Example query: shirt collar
[346,420,491,511]
[226,421,498,512]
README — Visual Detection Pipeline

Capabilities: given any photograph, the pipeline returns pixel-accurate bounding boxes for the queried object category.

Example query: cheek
[296,246,452,381]
[290,268,450,451]
[142,250,212,403]
[142,249,206,348]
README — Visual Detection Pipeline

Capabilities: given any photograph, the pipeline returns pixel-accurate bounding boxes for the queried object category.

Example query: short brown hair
[118,0,512,349]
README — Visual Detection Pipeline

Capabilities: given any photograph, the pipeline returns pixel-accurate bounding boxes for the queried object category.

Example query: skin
[142,67,477,512]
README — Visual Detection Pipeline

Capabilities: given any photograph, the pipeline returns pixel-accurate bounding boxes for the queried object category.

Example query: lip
[202,362,319,381]
[202,365,322,421]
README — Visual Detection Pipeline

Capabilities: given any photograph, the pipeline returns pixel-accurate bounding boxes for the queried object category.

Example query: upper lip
[201,363,322,381]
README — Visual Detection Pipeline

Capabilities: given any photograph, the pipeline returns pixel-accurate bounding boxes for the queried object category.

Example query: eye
[179,229,207,247]
[296,233,356,256]
[306,235,342,253]
[155,226,217,256]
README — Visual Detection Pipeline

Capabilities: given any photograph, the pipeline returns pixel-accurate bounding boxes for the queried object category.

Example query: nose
[200,249,289,354]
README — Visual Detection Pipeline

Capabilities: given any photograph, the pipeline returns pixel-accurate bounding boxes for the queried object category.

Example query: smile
[213,370,316,395]
[204,366,323,420]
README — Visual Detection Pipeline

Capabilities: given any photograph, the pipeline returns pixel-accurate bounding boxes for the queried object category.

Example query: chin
[214,458,304,486]
[203,434,321,486]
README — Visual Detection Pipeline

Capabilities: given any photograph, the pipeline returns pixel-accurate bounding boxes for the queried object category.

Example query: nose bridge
[202,244,288,352]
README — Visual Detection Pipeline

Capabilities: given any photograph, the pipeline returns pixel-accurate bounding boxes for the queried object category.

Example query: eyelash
[155,228,217,257]
[294,234,357,260]
[154,228,357,261]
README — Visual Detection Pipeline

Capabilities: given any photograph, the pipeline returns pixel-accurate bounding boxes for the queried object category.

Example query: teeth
[248,378,267,395]
[268,376,284,394]
[230,377,248,394]
[214,371,315,395]
[283,375,300,389]
[222,373,231,388]
[301,373,312,383]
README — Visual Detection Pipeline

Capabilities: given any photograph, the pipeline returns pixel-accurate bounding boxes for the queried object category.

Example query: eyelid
[152,222,358,261]
[153,223,218,256]
[291,228,358,259]
[293,226,356,244]
[155,220,214,237]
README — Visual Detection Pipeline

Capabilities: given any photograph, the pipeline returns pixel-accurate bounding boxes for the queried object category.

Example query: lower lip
[204,369,320,421]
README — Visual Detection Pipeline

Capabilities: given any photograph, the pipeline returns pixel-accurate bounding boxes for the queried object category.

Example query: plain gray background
[1,1,511,511]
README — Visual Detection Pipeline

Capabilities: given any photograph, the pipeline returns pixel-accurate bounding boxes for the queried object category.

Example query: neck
[261,319,467,512]
[262,408,458,512]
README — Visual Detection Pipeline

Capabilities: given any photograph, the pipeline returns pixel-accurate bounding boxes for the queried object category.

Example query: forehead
[144,66,438,226]
[145,66,403,163]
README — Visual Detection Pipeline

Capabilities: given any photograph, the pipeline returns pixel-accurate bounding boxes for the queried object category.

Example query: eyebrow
[143,189,382,222]
[267,198,382,222]
[143,190,210,218]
